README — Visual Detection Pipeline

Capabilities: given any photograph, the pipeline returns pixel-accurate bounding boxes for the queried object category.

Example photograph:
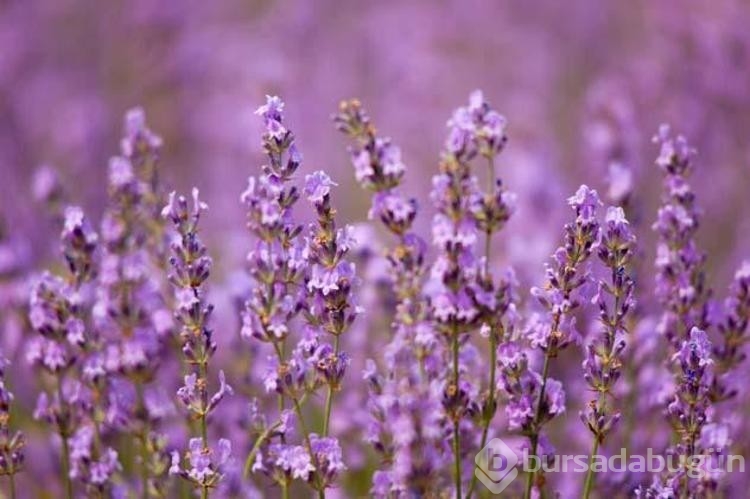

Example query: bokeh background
[2,0,750,496]
[3,0,750,275]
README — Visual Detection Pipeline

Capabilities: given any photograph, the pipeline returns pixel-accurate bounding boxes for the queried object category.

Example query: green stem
[56,377,73,499]
[197,358,210,499]
[467,157,500,499]
[140,435,150,499]
[290,396,314,458]
[61,435,73,499]
[199,362,209,446]
[452,330,462,499]
[322,335,341,437]
[466,330,497,498]
[581,438,600,499]
[524,353,552,499]
[243,422,282,477]
[136,382,150,499]
[9,471,16,499]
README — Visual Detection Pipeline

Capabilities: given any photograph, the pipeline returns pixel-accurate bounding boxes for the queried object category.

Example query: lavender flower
[308,435,346,488]
[61,206,98,286]
[711,261,750,403]
[240,96,305,346]
[302,168,359,438]
[580,206,636,498]
[68,425,121,492]
[244,96,355,498]
[498,341,566,433]
[241,96,313,498]
[93,109,172,497]
[165,189,232,497]
[28,206,102,498]
[439,91,518,498]
[169,438,232,489]
[652,125,709,349]
[521,184,601,498]
[336,101,447,495]
[0,358,24,497]
[430,92,508,498]
[664,327,715,495]
[644,126,722,496]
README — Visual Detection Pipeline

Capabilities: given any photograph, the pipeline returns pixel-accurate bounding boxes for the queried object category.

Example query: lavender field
[2,1,750,498]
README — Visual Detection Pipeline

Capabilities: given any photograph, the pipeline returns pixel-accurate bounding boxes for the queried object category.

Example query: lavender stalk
[652,125,709,348]
[335,100,447,496]
[581,206,636,498]
[711,262,750,404]
[164,190,233,498]
[446,92,516,499]
[523,185,601,498]
[28,206,100,498]
[0,358,24,499]
[244,97,350,498]
[94,109,172,497]
[302,169,357,437]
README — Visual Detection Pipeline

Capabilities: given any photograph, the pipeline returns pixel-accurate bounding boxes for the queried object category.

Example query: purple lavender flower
[29,204,136,497]
[164,189,217,367]
[711,261,750,403]
[28,206,102,497]
[241,96,316,497]
[336,100,448,495]
[635,477,676,498]
[445,90,508,158]
[652,125,709,349]
[580,206,636,498]
[309,434,346,488]
[92,109,172,497]
[243,97,356,498]
[498,341,565,432]
[61,206,98,286]
[663,327,715,495]
[520,184,601,498]
[170,438,232,490]
[10,45,750,497]
[240,97,306,347]
[68,425,121,493]
[0,358,24,496]
[165,188,232,497]
[303,171,338,206]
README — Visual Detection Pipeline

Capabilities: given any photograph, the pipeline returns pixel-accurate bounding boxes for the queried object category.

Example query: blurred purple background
[3,0,749,283]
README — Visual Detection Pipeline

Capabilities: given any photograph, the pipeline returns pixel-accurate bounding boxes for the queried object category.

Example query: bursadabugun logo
[473,439,745,495]
[475,437,519,494]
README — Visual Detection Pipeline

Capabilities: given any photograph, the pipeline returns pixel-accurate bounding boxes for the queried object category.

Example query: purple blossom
[652,125,709,349]
[170,438,232,488]
[165,188,231,494]
[255,95,285,122]
[711,260,750,403]
[580,202,636,486]
[0,359,24,479]
[69,425,121,491]
[567,184,602,221]
[304,171,337,205]
[310,435,346,486]
[665,327,715,494]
